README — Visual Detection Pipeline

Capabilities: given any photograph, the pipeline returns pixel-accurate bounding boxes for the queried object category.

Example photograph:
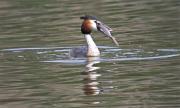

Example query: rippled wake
[1,46,180,64]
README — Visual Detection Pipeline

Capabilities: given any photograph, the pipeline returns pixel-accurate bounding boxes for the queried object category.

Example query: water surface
[0,0,180,108]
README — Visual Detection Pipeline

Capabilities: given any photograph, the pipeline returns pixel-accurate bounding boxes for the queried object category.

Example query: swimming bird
[70,15,119,57]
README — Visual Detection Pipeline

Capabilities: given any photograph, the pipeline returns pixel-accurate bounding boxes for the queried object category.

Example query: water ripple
[1,47,180,64]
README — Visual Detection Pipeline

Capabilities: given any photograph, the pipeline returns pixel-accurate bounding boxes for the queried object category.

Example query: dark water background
[0,0,180,108]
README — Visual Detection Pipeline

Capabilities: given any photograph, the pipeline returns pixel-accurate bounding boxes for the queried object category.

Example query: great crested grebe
[70,15,119,57]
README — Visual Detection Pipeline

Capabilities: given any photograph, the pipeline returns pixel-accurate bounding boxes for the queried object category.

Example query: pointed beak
[95,21,119,46]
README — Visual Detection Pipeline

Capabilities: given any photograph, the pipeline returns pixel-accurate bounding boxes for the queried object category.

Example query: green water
[0,0,180,108]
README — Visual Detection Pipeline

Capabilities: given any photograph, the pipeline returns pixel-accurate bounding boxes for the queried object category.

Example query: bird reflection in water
[82,57,102,96]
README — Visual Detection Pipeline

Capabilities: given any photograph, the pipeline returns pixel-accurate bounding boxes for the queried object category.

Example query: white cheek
[90,20,97,31]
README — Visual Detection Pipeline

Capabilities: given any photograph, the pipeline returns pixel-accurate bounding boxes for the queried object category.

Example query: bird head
[80,15,119,46]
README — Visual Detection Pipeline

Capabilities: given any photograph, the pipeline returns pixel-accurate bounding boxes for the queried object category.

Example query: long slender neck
[84,34,100,56]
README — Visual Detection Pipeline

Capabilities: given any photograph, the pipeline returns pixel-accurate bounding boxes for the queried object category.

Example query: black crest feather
[80,15,97,20]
